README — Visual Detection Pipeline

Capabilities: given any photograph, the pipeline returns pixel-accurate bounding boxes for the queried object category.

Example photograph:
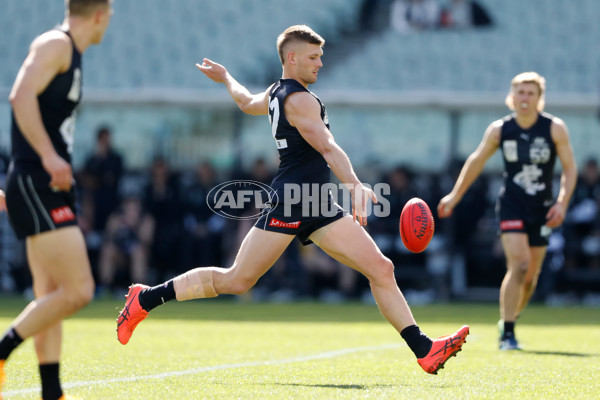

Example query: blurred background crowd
[0,0,599,305]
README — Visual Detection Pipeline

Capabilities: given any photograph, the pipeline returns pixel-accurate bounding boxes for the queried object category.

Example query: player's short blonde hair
[66,0,110,17]
[505,71,546,112]
[276,25,325,65]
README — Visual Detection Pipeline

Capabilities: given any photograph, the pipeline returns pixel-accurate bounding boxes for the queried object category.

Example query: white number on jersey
[67,68,81,102]
[59,113,76,154]
[268,97,279,139]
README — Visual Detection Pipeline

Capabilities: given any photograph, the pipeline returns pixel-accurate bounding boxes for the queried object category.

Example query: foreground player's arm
[438,120,501,218]
[9,32,73,191]
[546,118,577,228]
[196,58,271,115]
[0,190,5,212]
[285,92,376,226]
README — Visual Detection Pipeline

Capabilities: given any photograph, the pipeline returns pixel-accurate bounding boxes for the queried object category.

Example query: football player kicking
[117,25,469,374]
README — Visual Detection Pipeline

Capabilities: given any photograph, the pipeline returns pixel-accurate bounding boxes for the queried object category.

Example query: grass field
[1,296,599,399]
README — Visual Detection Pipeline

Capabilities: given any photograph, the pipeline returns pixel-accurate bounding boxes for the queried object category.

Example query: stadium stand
[2,0,597,94]
[0,0,599,302]
[318,0,600,94]
[0,0,363,91]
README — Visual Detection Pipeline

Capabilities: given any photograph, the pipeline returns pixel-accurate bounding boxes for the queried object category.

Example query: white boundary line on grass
[4,343,403,396]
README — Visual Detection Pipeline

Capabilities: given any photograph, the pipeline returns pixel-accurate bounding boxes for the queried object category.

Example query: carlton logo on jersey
[513,164,545,195]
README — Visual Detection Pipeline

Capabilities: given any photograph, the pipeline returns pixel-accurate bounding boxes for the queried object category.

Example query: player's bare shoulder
[484,119,503,145]
[29,30,73,69]
[284,90,319,115]
[549,115,570,142]
[32,30,72,50]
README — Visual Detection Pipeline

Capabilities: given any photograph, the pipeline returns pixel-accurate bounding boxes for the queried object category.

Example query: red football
[399,198,435,253]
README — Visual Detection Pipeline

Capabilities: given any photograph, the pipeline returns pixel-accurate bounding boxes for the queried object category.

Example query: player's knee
[64,281,94,312]
[509,259,529,279]
[227,277,257,295]
[367,255,395,284]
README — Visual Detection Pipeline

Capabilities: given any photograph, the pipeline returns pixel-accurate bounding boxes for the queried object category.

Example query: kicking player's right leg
[314,216,469,374]
[117,228,295,344]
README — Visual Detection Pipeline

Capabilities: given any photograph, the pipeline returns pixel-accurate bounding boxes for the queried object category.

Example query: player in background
[117,25,469,375]
[438,72,577,350]
[0,1,113,399]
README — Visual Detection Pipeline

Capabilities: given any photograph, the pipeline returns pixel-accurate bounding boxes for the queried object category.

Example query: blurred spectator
[390,0,441,34]
[360,0,387,32]
[300,244,362,301]
[142,157,184,281]
[565,158,600,269]
[248,157,275,184]
[440,0,493,29]
[81,126,124,232]
[181,161,226,267]
[368,166,431,289]
[98,196,154,295]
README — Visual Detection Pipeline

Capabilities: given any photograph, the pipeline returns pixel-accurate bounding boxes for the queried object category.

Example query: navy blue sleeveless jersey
[268,79,330,195]
[498,112,557,208]
[11,29,82,168]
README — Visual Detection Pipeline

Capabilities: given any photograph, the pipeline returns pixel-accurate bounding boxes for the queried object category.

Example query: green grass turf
[1,297,599,399]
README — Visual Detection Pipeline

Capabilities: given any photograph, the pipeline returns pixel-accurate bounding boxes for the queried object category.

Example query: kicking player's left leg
[118,227,295,344]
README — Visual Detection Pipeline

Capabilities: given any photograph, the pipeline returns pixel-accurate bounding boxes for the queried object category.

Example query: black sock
[138,280,176,312]
[0,327,24,360]
[400,325,433,359]
[503,321,515,338]
[39,363,63,400]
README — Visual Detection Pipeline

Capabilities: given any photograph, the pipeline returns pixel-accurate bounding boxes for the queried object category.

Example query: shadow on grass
[521,349,599,358]
[273,382,394,390]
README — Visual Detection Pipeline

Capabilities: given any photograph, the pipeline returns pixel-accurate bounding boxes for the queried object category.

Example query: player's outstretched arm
[438,120,501,218]
[196,58,271,116]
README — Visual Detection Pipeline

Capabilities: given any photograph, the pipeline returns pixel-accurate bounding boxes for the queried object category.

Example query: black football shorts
[5,165,78,240]
[255,200,346,245]
[496,197,552,247]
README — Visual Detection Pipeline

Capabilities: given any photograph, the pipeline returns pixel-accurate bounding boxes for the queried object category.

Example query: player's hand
[0,190,6,212]
[42,153,72,191]
[546,202,566,228]
[351,184,377,227]
[196,58,228,83]
[437,195,457,218]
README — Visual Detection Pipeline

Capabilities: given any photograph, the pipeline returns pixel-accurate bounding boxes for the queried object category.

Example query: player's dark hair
[66,0,110,17]
[276,25,325,64]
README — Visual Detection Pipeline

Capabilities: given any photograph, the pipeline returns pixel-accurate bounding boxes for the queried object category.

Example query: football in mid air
[399,197,435,253]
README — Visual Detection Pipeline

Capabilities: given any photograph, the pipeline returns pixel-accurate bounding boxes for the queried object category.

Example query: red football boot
[417,325,470,374]
[117,284,149,345]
